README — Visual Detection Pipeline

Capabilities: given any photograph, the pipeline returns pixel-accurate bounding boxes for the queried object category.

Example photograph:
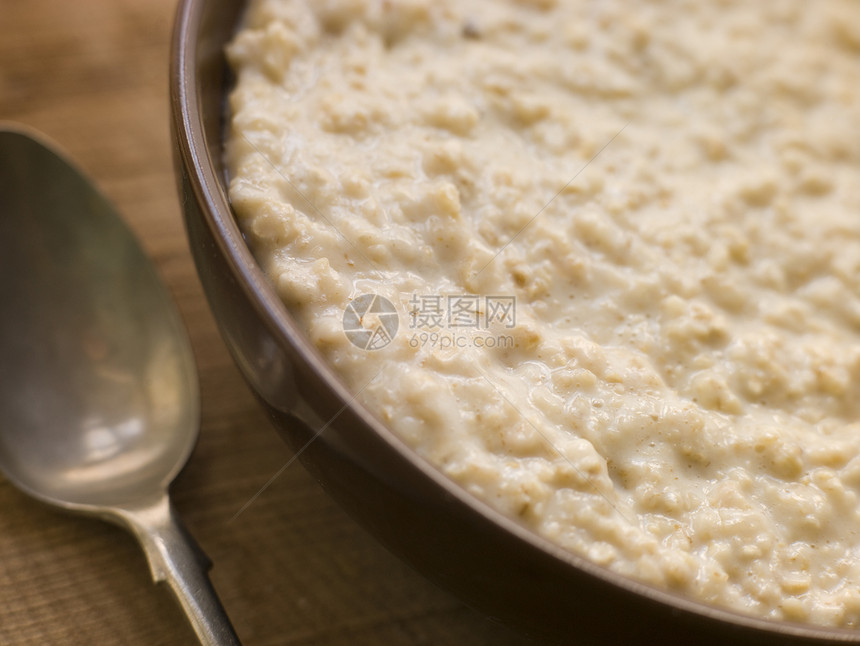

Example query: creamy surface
[226,0,860,625]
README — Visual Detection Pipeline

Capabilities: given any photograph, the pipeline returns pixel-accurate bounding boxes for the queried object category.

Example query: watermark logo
[343,294,399,350]
[408,293,516,350]
[343,293,517,351]
[409,294,516,330]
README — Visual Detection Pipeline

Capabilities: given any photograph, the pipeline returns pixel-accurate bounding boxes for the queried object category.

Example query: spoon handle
[116,495,241,646]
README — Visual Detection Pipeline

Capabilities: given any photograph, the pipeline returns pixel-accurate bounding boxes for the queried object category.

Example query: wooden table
[0,2,538,644]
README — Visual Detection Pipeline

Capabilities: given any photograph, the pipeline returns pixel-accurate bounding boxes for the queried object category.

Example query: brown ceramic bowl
[169,2,860,644]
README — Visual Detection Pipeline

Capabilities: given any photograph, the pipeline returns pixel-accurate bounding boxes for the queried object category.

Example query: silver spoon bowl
[0,124,240,646]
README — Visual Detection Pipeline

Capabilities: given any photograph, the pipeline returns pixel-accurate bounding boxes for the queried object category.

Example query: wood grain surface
[0,2,539,644]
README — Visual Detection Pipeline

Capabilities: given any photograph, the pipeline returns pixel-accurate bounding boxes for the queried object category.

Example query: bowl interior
[170,2,860,643]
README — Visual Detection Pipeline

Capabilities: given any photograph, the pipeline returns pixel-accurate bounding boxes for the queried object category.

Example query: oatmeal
[226,0,860,625]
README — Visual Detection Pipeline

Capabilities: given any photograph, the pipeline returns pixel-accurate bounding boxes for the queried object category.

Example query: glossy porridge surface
[226,0,860,625]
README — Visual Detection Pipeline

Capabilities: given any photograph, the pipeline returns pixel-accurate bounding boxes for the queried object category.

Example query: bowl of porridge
[171,0,860,642]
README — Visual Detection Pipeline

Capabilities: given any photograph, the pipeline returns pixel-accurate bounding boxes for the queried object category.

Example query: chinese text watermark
[343,293,517,350]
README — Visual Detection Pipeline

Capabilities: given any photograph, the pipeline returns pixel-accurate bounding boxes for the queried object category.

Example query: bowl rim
[169,0,860,641]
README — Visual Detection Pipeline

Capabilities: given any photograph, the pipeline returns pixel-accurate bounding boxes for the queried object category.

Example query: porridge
[225,0,860,626]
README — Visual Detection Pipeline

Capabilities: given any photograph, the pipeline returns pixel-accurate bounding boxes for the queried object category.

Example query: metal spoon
[0,125,240,646]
